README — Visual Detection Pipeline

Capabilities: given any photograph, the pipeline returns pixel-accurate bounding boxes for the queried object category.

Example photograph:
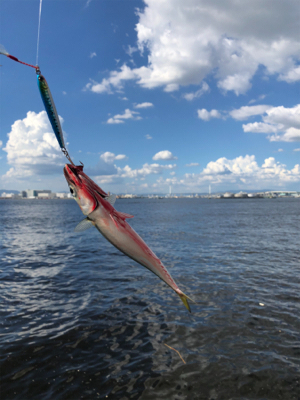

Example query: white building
[56,193,69,199]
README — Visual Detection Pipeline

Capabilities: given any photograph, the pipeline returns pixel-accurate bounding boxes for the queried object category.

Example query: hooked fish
[64,163,192,312]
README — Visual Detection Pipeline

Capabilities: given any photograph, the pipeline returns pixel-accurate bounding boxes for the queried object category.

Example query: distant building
[1,192,19,198]
[37,192,55,199]
[26,189,52,198]
[56,193,69,199]
[223,192,234,198]
[26,189,37,198]
[234,192,248,198]
[122,194,137,198]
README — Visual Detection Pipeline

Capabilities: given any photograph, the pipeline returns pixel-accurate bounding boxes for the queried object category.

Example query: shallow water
[0,198,299,399]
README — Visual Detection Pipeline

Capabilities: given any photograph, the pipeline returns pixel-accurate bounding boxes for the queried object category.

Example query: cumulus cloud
[0,140,3,147]
[279,66,300,83]
[85,0,300,96]
[201,103,300,142]
[154,155,300,192]
[203,155,300,185]
[90,52,97,58]
[107,108,142,124]
[100,152,128,163]
[89,154,299,193]
[197,109,222,121]
[121,163,176,178]
[92,162,177,187]
[293,148,300,152]
[2,111,64,181]
[242,122,279,134]
[85,65,136,94]
[202,155,259,176]
[145,134,152,139]
[134,102,154,108]
[153,150,177,160]
[230,105,272,120]
[242,104,300,141]
[186,162,199,167]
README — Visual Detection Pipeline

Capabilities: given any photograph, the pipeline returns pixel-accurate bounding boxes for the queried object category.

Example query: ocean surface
[0,197,299,400]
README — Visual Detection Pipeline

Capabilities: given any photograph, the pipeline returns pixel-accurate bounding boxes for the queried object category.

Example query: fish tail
[178,291,194,313]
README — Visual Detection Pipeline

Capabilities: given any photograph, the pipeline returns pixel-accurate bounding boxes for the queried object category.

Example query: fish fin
[116,211,134,220]
[74,218,94,232]
[110,213,119,230]
[106,194,117,206]
[178,292,195,313]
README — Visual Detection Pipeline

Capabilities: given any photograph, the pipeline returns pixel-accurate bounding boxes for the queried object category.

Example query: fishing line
[1,0,75,166]
[36,0,43,67]
[34,0,74,165]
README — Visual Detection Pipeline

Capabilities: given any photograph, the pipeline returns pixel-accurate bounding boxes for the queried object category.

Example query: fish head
[64,163,100,215]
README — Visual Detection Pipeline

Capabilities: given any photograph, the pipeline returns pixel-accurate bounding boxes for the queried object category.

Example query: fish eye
[69,187,75,196]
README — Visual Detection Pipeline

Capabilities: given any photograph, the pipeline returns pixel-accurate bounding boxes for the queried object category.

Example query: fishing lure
[36,67,73,164]
[0,44,74,165]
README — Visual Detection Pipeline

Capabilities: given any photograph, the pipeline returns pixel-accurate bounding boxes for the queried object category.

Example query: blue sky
[0,0,299,193]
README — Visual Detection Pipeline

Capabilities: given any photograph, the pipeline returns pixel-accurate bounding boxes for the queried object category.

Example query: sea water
[0,198,299,399]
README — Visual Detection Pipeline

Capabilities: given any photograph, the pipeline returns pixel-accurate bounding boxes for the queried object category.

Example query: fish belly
[93,213,180,293]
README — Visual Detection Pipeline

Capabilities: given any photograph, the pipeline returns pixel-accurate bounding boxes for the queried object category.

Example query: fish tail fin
[178,291,194,313]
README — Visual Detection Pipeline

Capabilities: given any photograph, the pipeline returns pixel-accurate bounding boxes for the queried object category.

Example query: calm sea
[0,198,299,400]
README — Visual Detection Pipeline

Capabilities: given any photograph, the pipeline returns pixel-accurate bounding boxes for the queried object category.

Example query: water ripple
[0,198,299,399]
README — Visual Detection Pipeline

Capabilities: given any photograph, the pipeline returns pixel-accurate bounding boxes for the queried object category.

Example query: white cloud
[248,94,266,105]
[107,108,142,124]
[121,163,176,178]
[145,134,152,139]
[90,154,299,193]
[107,117,124,124]
[124,45,138,57]
[202,155,300,185]
[203,103,300,142]
[0,140,3,147]
[153,155,300,192]
[269,128,300,142]
[197,109,221,121]
[279,66,300,83]
[2,111,64,181]
[202,155,259,176]
[183,82,210,101]
[263,105,300,129]
[115,154,127,161]
[90,52,97,58]
[242,104,300,141]
[85,65,136,94]
[278,149,284,152]
[134,102,154,108]
[153,150,177,160]
[230,105,272,120]
[85,0,300,96]
[186,162,199,167]
[293,148,300,152]
[242,122,278,134]
[100,152,128,163]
